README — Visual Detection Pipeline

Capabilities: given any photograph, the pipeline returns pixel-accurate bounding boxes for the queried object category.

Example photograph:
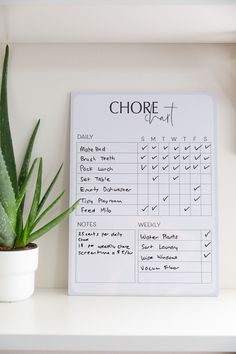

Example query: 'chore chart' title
[109,100,178,126]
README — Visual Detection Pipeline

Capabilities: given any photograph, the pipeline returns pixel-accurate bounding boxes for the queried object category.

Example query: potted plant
[0,46,79,302]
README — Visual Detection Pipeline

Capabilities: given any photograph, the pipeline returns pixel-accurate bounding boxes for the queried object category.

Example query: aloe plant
[0,45,79,249]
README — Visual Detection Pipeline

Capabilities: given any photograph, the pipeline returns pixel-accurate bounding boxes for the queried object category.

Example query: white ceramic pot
[0,244,38,302]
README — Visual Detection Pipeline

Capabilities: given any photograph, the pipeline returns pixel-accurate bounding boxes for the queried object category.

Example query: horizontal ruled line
[139,271,212,273]
[75,172,212,175]
[78,203,212,206]
[76,162,212,164]
[138,260,211,262]
[76,183,212,185]
[138,240,211,242]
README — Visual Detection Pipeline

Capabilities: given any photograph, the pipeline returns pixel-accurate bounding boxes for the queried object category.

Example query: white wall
[0,43,235,289]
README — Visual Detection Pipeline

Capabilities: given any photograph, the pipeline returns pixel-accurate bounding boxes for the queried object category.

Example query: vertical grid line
[201,230,203,284]
[158,142,160,216]
[137,143,139,216]
[147,142,149,216]
[211,229,212,283]
[168,142,170,216]
[200,144,202,216]
[134,230,137,283]
[211,144,213,216]
[179,142,181,216]
[190,142,192,216]
[76,143,78,203]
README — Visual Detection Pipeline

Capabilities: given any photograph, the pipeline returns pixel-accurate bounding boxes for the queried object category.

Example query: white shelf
[0,3,236,43]
[0,288,236,352]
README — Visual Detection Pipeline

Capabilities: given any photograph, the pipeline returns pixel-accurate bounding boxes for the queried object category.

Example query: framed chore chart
[69,93,218,296]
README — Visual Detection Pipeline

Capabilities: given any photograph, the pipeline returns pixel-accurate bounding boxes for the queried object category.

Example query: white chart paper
[69,93,217,296]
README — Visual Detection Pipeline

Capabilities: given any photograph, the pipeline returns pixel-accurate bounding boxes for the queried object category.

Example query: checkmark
[173,164,180,171]
[163,145,168,150]
[174,146,179,151]
[195,144,202,151]
[204,241,211,248]
[205,144,211,149]
[142,145,148,151]
[152,146,157,150]
[204,230,211,237]
[204,252,211,258]
[194,196,200,202]
[152,175,159,181]
[204,165,210,170]
[162,165,168,171]
[152,155,158,160]
[152,164,158,170]
[194,185,201,191]
[204,156,210,160]
[162,155,168,160]
[140,155,146,160]
[183,155,189,160]
[185,145,190,150]
[193,164,198,170]
[185,165,191,170]
[141,205,149,212]
[195,154,201,160]
[152,205,158,211]
[174,154,180,160]
[141,164,147,171]
[163,195,168,202]
[173,175,179,181]
[184,206,190,212]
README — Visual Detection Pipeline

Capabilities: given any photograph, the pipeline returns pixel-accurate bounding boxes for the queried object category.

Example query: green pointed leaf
[15,210,23,243]
[0,147,16,227]
[0,45,18,195]
[16,158,38,210]
[18,120,40,188]
[29,157,42,223]
[0,201,15,247]
[37,163,63,215]
[22,158,42,244]
[27,199,79,244]
[16,120,40,239]
[30,191,65,232]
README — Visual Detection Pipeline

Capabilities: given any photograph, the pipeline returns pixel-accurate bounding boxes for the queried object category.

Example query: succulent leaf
[30,191,65,232]
[37,163,63,215]
[22,158,42,244]
[18,120,40,188]
[0,45,18,195]
[16,158,38,210]
[0,46,80,249]
[0,147,16,227]
[27,199,79,244]
[0,201,15,247]
[16,120,40,238]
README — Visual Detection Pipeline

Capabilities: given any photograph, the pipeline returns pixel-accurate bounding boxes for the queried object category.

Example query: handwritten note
[69,93,217,296]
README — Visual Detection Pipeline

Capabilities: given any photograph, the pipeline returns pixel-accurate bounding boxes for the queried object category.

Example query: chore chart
[69,93,217,296]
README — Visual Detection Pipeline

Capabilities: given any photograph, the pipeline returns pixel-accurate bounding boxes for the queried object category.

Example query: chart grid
[138,229,212,284]
[76,141,212,216]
